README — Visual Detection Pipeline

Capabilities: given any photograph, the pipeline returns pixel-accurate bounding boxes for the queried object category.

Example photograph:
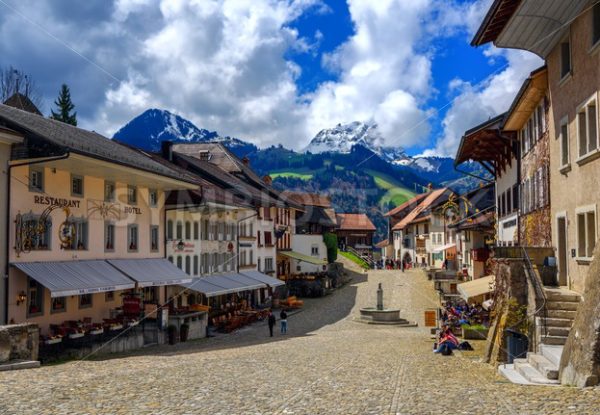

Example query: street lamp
[177,240,185,251]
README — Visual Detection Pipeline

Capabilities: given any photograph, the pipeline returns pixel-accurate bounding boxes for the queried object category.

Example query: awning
[240,270,285,287]
[179,278,233,298]
[432,243,456,253]
[107,258,193,287]
[458,275,495,301]
[279,251,327,266]
[12,260,135,298]
[181,273,265,297]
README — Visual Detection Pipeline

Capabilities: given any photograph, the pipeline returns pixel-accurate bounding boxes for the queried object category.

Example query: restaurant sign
[34,196,81,208]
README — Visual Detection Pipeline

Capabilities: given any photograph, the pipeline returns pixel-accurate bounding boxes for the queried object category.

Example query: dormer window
[198,150,211,161]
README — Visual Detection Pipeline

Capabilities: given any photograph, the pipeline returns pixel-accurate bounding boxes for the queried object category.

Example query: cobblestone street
[1,268,600,414]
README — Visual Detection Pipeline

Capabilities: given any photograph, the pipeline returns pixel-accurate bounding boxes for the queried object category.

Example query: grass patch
[270,171,314,180]
[338,249,370,269]
[364,169,415,208]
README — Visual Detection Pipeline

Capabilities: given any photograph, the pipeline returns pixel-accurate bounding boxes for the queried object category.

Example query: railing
[346,246,375,268]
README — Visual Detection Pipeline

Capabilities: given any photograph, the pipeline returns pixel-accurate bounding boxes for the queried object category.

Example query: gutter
[4,152,70,324]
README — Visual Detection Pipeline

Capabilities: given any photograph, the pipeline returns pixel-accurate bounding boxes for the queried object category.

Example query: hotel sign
[34,196,81,208]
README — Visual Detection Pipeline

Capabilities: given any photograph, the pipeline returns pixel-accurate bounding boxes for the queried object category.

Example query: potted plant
[180,323,189,342]
[167,324,178,345]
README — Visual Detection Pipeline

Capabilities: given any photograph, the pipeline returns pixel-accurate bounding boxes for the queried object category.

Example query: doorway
[556,215,568,286]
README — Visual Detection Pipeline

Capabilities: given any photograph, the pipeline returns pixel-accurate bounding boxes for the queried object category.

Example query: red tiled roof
[336,213,376,231]
[392,188,447,231]
[280,191,331,208]
[384,192,429,217]
[375,239,389,248]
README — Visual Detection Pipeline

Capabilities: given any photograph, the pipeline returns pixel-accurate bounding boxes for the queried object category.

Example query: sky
[0,0,542,157]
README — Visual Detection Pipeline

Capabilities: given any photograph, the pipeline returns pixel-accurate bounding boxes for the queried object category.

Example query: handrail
[345,246,375,267]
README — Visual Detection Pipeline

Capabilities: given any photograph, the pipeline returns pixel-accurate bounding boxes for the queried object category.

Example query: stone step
[546,326,570,337]
[540,344,563,367]
[544,289,581,303]
[498,364,534,385]
[513,359,560,385]
[527,353,559,380]
[543,317,574,328]
[546,309,577,320]
[546,301,580,311]
[541,335,567,346]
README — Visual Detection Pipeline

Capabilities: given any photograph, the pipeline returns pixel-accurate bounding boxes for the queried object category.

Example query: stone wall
[484,259,529,364]
[559,245,600,387]
[0,323,39,363]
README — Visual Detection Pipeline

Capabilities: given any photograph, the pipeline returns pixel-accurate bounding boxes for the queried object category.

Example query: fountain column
[377,283,383,310]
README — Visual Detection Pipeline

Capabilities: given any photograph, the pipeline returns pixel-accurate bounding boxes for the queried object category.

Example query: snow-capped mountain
[113,109,257,157]
[305,121,442,167]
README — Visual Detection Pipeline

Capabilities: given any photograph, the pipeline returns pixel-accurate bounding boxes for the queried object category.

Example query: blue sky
[0,0,541,156]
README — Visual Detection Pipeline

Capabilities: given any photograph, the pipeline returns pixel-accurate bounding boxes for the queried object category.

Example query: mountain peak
[113,109,257,157]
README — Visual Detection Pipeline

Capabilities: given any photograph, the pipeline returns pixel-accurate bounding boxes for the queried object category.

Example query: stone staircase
[499,288,581,385]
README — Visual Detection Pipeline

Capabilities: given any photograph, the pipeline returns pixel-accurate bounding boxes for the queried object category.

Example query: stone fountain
[357,283,417,326]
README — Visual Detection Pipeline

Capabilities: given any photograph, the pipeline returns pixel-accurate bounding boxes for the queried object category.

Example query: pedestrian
[401,259,405,273]
[267,311,276,337]
[280,309,288,334]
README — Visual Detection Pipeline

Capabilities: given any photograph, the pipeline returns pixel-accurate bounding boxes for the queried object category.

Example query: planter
[90,328,104,335]
[68,332,84,339]
[463,327,489,340]
[45,337,62,345]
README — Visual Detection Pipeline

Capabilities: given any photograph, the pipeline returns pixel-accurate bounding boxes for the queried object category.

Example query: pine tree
[50,84,77,126]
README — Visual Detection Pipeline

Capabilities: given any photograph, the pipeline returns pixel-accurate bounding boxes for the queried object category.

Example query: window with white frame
[127,185,137,204]
[577,206,596,259]
[104,181,115,202]
[127,224,139,251]
[29,168,44,192]
[265,257,274,272]
[560,116,570,168]
[65,218,88,250]
[71,174,84,197]
[149,189,158,207]
[105,221,115,251]
[150,225,159,252]
[577,94,598,158]
[311,245,319,256]
[185,256,191,274]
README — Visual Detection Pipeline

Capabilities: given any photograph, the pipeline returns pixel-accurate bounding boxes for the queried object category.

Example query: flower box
[109,324,123,331]
[68,332,84,339]
[90,328,104,335]
[45,337,62,345]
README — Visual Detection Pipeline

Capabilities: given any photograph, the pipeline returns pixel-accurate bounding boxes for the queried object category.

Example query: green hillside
[365,169,416,209]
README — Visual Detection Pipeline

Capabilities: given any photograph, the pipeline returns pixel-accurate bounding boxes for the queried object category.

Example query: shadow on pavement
[87,269,368,361]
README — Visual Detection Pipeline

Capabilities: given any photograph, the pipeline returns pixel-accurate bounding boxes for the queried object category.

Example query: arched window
[193,255,199,275]
[176,221,183,239]
[185,256,191,274]
[176,256,183,270]
[212,252,219,272]
[185,221,191,240]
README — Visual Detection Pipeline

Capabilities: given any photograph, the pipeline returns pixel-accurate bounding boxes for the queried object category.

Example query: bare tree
[0,66,43,108]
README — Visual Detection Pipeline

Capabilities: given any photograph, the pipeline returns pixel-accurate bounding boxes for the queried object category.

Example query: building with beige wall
[0,104,195,334]
[0,127,23,324]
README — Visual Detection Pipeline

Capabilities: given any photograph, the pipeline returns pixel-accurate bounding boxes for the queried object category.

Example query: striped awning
[12,260,135,298]
[181,273,265,297]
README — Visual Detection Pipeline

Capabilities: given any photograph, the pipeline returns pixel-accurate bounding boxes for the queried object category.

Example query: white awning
[432,243,456,253]
[12,260,135,298]
[107,258,193,287]
[180,278,233,298]
[458,275,495,301]
[181,274,265,297]
[240,271,285,287]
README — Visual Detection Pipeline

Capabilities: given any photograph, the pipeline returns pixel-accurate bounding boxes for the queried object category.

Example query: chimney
[242,156,250,166]
[427,183,433,192]
[161,141,173,161]
[263,175,272,186]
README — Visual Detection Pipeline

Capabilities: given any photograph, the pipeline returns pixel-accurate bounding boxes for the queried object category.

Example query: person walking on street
[267,311,276,337]
[280,309,288,334]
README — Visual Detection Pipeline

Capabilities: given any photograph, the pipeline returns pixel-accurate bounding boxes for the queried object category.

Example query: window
[560,116,570,168]
[176,221,183,239]
[71,174,84,197]
[60,218,88,250]
[202,220,209,240]
[199,150,211,161]
[127,224,139,251]
[167,219,174,240]
[104,181,115,201]
[149,189,158,207]
[193,222,199,240]
[29,168,44,192]
[560,39,571,79]
[27,278,44,316]
[265,257,274,272]
[127,185,137,204]
[79,294,92,309]
[143,287,158,303]
[202,253,209,274]
[212,253,219,272]
[150,225,159,252]
[105,291,114,302]
[22,215,51,250]
[51,297,66,313]
[423,223,429,234]
[593,3,600,46]
[185,256,191,274]
[105,221,115,251]
[185,221,191,240]
[193,255,199,275]
[577,95,598,158]
[265,231,273,246]
[512,185,519,211]
[577,207,596,259]
[176,256,183,270]
[311,245,319,256]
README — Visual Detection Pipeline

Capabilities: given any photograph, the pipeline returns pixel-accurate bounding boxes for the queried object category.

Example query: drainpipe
[237,211,258,273]
[5,153,70,324]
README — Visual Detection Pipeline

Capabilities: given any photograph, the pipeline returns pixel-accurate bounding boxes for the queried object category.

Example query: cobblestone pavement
[2,269,600,414]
